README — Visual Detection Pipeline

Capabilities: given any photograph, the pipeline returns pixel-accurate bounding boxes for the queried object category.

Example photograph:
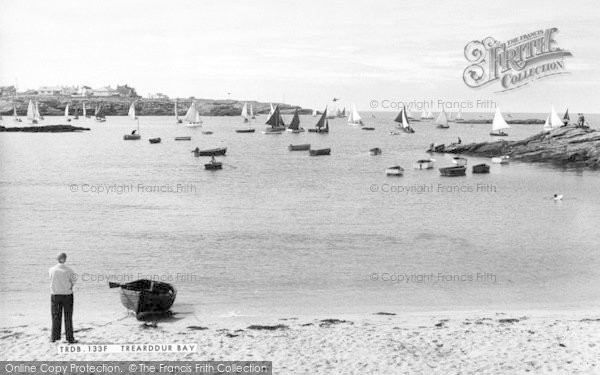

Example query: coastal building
[61,86,79,96]
[92,86,119,97]
[116,84,139,98]
[38,86,62,96]
[149,93,169,100]
[0,86,17,97]
[79,86,93,97]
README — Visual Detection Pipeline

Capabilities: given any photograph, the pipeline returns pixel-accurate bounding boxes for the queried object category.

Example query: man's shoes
[67,339,78,344]
[50,339,58,343]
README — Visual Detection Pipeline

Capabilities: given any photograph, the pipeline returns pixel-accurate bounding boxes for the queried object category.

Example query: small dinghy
[175,136,191,141]
[309,148,331,156]
[386,166,404,176]
[361,127,375,131]
[553,194,563,201]
[289,144,311,151]
[389,131,401,135]
[202,131,213,135]
[369,148,382,155]
[262,129,283,134]
[235,128,255,133]
[472,164,490,173]
[439,166,466,177]
[109,280,176,320]
[413,159,435,169]
[192,147,227,157]
[204,160,223,170]
[452,157,468,166]
[123,134,141,140]
[491,155,510,164]
[149,137,161,144]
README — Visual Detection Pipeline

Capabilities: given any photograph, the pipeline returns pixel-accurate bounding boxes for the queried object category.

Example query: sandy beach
[2,309,599,374]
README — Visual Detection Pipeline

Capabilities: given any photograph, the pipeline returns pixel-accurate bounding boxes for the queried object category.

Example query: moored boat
[95,105,106,122]
[472,164,490,173]
[204,159,223,170]
[202,130,213,135]
[439,165,466,176]
[289,144,311,151]
[123,133,141,140]
[361,127,375,131]
[490,107,510,136]
[452,157,468,166]
[26,100,39,124]
[109,279,176,320]
[369,147,382,155]
[192,147,227,157]
[491,155,510,164]
[264,105,286,133]
[413,159,435,169]
[309,148,331,156]
[149,137,161,144]
[386,166,404,176]
[235,128,256,133]
[175,136,191,141]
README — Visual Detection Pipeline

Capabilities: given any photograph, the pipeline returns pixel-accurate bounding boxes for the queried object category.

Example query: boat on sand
[109,279,176,320]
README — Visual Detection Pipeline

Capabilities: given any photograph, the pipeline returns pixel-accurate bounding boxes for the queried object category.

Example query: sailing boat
[490,107,510,136]
[250,104,255,119]
[128,102,137,120]
[35,102,44,120]
[425,110,434,119]
[348,104,363,126]
[183,102,202,127]
[83,101,90,118]
[175,100,182,123]
[562,108,570,125]
[308,107,329,133]
[434,108,449,129]
[337,107,346,118]
[394,108,415,133]
[27,100,38,124]
[286,109,304,133]
[420,110,427,119]
[12,103,21,122]
[64,104,71,122]
[241,102,249,123]
[95,105,106,122]
[543,106,564,131]
[268,103,275,117]
[312,108,317,117]
[454,108,464,122]
[263,105,285,134]
[123,115,141,140]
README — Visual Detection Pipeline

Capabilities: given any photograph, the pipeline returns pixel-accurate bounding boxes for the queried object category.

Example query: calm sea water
[1,112,599,319]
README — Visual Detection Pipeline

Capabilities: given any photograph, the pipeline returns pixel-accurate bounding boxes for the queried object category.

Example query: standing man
[49,253,77,343]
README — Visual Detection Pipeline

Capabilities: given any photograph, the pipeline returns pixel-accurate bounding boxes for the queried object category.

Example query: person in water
[131,129,136,135]
[458,137,462,144]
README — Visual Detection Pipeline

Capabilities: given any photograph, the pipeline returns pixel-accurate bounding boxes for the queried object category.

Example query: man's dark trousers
[51,294,74,342]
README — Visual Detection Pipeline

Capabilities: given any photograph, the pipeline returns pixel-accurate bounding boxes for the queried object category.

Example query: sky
[0,0,598,113]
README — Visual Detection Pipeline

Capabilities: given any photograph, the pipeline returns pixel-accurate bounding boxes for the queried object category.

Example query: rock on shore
[434,125,600,169]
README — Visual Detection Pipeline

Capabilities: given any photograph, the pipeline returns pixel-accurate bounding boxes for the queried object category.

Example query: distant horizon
[1,0,599,113]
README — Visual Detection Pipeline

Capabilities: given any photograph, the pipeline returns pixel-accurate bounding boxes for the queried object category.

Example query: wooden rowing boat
[439,166,466,176]
[289,144,311,151]
[109,279,176,320]
[192,147,227,157]
[472,164,490,173]
[309,148,331,156]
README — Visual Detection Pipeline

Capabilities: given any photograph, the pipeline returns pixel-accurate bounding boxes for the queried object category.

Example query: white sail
[434,108,448,127]
[183,102,198,123]
[241,102,249,120]
[549,106,563,128]
[348,104,362,125]
[27,100,35,120]
[35,102,41,119]
[401,109,410,129]
[492,107,510,132]
[269,103,274,116]
[174,100,179,120]
[128,102,136,120]
[13,104,18,118]
[82,102,87,116]
[543,115,551,131]
[64,104,70,118]
[426,111,433,119]
[250,104,254,117]
[456,109,463,120]
[421,110,427,118]
[195,109,202,124]
[312,108,317,117]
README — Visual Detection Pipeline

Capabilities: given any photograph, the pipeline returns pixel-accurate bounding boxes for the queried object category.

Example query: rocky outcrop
[0,125,90,132]
[0,96,309,117]
[432,125,600,169]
